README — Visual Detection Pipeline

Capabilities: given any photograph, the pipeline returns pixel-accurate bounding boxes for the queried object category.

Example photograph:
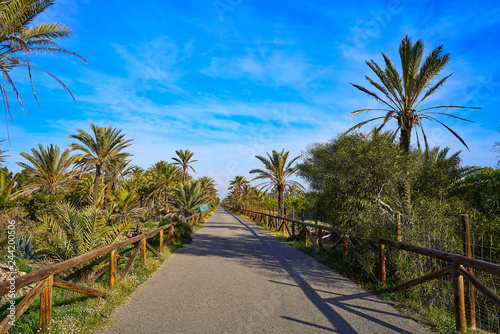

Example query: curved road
[97,206,431,334]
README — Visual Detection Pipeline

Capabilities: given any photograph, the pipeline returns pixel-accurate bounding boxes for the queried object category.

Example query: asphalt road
[96,206,431,334]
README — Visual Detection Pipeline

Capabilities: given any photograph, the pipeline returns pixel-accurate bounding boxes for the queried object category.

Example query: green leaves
[17,143,79,195]
[69,123,133,206]
[346,34,478,155]
[37,202,132,262]
[169,181,207,217]
[0,0,86,139]
[299,131,409,231]
[250,149,303,215]
[172,149,198,181]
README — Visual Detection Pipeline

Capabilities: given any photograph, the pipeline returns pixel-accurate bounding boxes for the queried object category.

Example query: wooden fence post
[283,208,287,232]
[453,262,467,332]
[462,214,476,329]
[159,230,164,252]
[39,275,53,333]
[301,209,305,222]
[343,235,348,258]
[169,226,175,244]
[314,211,318,238]
[379,244,386,283]
[110,250,117,287]
[141,238,146,265]
[318,227,323,248]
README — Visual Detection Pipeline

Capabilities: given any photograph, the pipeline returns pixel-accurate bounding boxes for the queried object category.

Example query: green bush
[15,235,33,259]
[174,222,192,243]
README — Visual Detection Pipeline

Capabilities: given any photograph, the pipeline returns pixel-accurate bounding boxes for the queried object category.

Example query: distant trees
[172,149,197,182]
[250,149,303,216]
[228,175,250,202]
[0,122,219,275]
[147,161,183,213]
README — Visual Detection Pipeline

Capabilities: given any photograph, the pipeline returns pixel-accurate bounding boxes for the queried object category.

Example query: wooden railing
[0,207,215,334]
[235,206,500,333]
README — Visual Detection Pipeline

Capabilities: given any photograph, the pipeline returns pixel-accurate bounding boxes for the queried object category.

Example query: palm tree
[0,140,8,165]
[68,123,132,207]
[105,155,133,194]
[0,167,15,208]
[344,35,479,214]
[241,184,255,205]
[172,149,197,181]
[198,176,218,204]
[228,175,249,202]
[0,0,86,138]
[17,143,79,195]
[250,150,303,216]
[147,161,182,213]
[169,181,206,217]
[109,187,140,224]
[38,202,130,262]
[416,146,477,199]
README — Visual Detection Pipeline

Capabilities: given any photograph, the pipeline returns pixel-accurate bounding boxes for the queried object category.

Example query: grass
[235,211,479,334]
[0,209,216,333]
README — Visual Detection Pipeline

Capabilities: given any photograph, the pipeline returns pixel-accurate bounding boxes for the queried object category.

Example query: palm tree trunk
[278,184,284,216]
[399,126,412,216]
[93,165,101,207]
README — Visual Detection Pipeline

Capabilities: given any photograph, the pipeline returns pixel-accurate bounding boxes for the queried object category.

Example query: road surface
[97,206,431,334]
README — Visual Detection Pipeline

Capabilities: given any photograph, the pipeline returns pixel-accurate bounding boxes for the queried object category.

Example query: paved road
[97,206,431,334]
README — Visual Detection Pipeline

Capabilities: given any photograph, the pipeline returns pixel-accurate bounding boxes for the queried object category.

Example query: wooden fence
[236,206,500,333]
[0,208,215,334]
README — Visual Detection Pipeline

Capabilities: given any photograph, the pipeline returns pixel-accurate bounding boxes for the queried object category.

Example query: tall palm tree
[172,149,197,181]
[250,150,303,216]
[228,175,249,202]
[0,0,86,138]
[17,143,79,195]
[343,35,479,214]
[68,123,132,207]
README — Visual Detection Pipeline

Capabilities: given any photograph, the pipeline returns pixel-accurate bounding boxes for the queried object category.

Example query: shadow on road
[176,207,416,334]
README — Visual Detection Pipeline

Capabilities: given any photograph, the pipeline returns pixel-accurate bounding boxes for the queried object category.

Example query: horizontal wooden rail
[0,222,176,296]
[371,237,500,277]
[238,207,500,277]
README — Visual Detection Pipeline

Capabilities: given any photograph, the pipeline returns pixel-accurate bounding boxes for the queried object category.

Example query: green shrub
[158,216,172,228]
[15,235,33,259]
[174,222,192,243]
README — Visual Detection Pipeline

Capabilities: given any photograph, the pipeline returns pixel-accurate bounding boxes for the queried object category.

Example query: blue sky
[3,0,500,197]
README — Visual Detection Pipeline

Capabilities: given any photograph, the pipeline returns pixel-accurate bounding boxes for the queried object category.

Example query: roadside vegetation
[224,36,499,333]
[0,210,214,333]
